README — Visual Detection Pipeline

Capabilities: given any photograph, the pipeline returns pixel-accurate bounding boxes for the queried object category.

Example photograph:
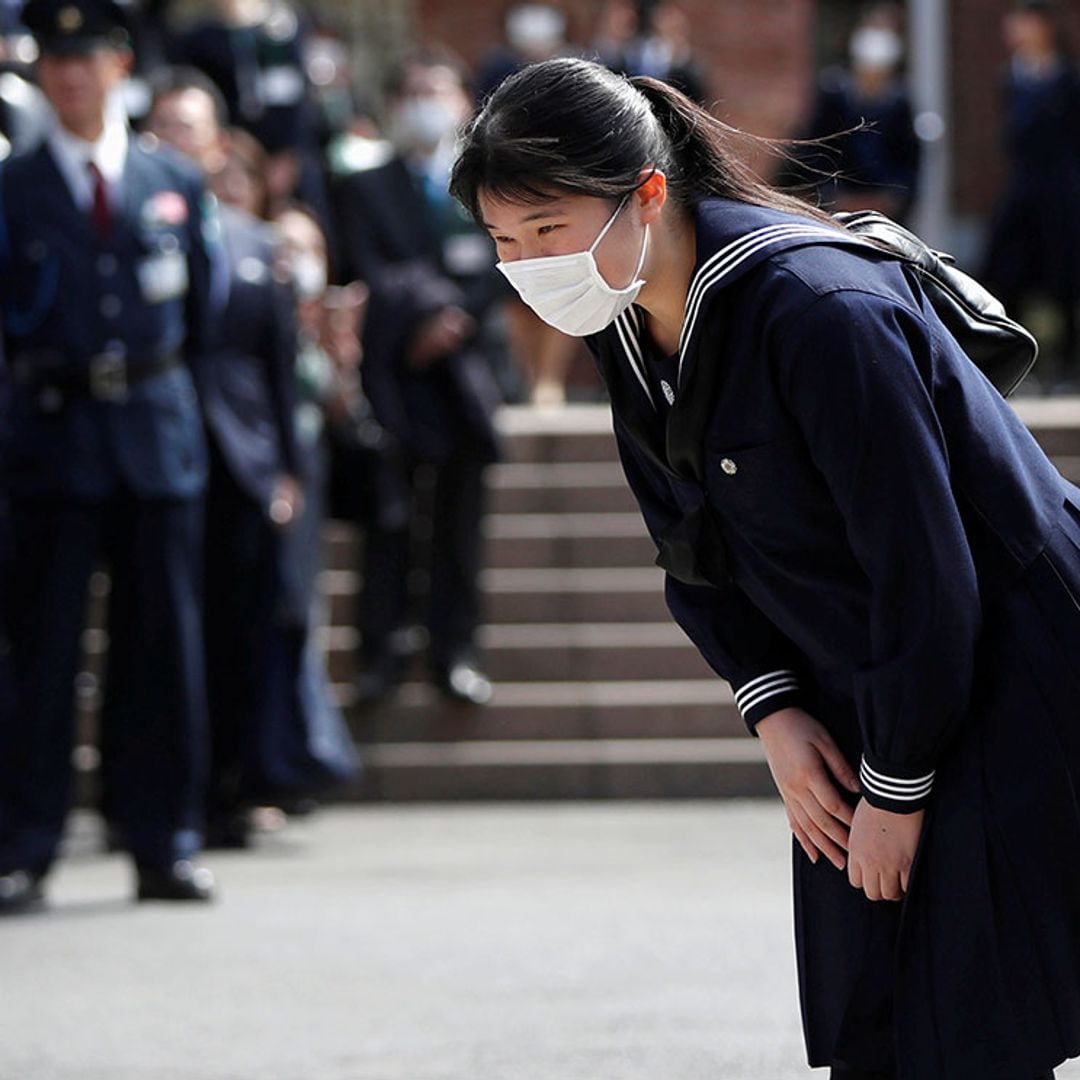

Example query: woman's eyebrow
[482,207,569,230]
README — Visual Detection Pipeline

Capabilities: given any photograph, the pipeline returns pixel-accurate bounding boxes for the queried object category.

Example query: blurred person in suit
[146,66,306,848]
[0,0,218,910]
[474,2,570,105]
[982,0,1080,390]
[334,47,510,707]
[247,203,360,809]
[781,3,920,224]
[621,2,708,104]
[174,0,329,230]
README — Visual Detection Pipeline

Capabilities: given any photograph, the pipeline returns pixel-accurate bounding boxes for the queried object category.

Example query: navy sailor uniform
[587,197,1080,1078]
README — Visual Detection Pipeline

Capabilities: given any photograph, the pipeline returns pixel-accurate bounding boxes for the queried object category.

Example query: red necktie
[87,161,111,238]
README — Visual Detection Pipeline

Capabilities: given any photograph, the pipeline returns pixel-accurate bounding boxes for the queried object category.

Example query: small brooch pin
[141,190,189,229]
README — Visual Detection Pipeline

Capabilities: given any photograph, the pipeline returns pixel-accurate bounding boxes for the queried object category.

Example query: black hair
[148,66,230,130]
[449,57,836,228]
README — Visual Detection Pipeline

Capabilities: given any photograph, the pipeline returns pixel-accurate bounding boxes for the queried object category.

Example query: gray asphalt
[1,802,1078,1080]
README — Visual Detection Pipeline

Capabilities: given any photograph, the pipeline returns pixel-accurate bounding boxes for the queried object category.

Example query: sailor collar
[608,198,871,411]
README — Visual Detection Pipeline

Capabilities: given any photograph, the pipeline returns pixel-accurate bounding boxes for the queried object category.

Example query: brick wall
[407,0,1080,223]
[413,0,817,177]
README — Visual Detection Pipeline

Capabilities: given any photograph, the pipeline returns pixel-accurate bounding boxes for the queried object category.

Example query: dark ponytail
[627,76,835,224]
[450,57,835,228]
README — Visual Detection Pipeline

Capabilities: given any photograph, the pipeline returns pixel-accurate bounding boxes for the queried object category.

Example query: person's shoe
[136,860,216,903]
[433,659,493,706]
[0,869,45,914]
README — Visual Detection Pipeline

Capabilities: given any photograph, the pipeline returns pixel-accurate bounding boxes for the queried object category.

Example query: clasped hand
[756,707,924,901]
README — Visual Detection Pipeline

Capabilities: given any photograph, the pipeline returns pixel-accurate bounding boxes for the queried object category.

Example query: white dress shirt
[47,110,129,213]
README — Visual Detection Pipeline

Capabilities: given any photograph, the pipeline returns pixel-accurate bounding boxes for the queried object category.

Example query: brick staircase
[326,398,1080,801]
[325,406,763,801]
[75,398,1080,802]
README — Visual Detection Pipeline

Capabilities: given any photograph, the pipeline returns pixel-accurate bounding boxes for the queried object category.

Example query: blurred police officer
[0,0,217,910]
[147,66,302,848]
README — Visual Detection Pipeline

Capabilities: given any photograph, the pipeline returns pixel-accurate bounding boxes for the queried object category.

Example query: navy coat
[173,10,314,156]
[983,59,1080,303]
[201,203,298,507]
[588,197,1080,1078]
[785,68,921,221]
[0,136,216,500]
[335,155,507,463]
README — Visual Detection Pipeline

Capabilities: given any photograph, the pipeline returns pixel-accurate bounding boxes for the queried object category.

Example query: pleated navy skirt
[795,493,1080,1080]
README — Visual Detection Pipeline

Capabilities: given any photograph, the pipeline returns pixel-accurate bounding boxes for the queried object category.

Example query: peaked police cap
[21,0,131,55]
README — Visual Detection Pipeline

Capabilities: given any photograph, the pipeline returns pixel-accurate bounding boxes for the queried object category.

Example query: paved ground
[1,801,1078,1080]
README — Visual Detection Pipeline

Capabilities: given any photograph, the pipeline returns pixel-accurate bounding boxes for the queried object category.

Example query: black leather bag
[835,210,1038,398]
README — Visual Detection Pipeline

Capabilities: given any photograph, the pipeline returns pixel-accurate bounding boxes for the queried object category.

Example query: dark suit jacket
[0,137,216,499]
[334,155,505,463]
[202,204,298,507]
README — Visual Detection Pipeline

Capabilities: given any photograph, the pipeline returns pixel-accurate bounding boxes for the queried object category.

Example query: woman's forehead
[478,188,598,226]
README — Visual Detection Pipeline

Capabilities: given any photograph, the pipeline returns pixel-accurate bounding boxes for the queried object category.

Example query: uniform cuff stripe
[734,670,798,714]
[739,681,799,717]
[859,759,935,801]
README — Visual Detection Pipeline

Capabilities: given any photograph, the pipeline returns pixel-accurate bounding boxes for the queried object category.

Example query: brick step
[488,462,635,514]
[320,622,711,684]
[320,567,670,626]
[482,567,669,623]
[498,405,618,464]
[320,514,657,573]
[353,736,772,800]
[485,512,653,569]
[347,678,743,742]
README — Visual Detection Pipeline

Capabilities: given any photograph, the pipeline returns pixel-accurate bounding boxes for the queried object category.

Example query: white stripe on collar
[679,223,844,361]
[609,221,861,410]
[613,307,653,407]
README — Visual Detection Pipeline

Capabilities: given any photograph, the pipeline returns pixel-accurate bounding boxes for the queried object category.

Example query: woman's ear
[636,167,667,224]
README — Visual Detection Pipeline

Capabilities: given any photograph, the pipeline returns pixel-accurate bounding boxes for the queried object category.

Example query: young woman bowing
[450,57,1080,1080]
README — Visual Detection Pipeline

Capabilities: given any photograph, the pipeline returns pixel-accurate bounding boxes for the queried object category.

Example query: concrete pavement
[1,802,1078,1080]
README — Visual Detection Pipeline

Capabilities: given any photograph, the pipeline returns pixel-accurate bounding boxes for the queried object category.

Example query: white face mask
[497,195,649,337]
[850,27,903,71]
[392,96,460,153]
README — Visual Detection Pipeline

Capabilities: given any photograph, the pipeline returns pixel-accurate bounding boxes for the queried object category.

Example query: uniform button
[159,234,180,254]
[720,458,738,476]
[97,254,118,276]
[100,295,122,318]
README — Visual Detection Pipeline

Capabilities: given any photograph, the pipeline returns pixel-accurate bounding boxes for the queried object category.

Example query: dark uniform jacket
[983,58,1080,302]
[0,135,216,500]
[174,5,312,156]
[202,203,298,507]
[335,154,506,463]
[587,197,1080,1078]
[591,197,1067,810]
[785,68,921,221]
